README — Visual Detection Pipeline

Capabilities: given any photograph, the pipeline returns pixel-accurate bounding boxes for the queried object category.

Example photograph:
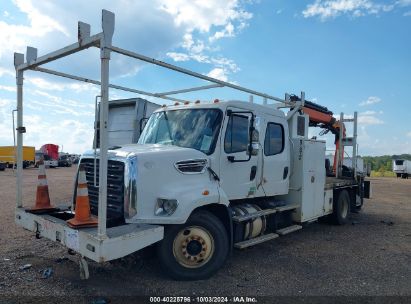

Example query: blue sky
[0,0,410,155]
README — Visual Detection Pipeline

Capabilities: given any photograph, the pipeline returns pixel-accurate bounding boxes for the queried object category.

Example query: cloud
[166,52,191,62]
[302,0,410,20]
[407,131,411,137]
[26,76,98,94]
[0,85,16,92]
[209,22,235,42]
[0,67,14,77]
[359,96,381,106]
[158,0,252,33]
[161,0,252,81]
[21,115,94,153]
[361,110,376,115]
[206,68,229,82]
[358,115,384,125]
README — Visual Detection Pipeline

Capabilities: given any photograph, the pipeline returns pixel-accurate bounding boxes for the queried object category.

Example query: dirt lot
[0,167,410,301]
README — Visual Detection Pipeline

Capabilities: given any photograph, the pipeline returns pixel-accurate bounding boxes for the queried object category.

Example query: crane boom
[290,95,346,175]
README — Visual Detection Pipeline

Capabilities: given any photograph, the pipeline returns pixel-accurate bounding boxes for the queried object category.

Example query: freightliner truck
[13,10,371,281]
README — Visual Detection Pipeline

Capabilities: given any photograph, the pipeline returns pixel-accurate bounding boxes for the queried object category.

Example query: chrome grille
[78,158,125,226]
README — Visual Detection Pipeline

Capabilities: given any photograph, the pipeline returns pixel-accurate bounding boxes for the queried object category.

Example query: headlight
[155,198,178,216]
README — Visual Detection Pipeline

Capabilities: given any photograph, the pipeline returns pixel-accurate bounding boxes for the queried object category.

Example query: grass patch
[371,170,396,177]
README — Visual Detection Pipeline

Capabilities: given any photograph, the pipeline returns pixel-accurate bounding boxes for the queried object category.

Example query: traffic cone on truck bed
[26,159,58,214]
[66,164,98,228]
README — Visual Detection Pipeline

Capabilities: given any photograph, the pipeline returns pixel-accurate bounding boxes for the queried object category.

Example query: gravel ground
[0,167,410,301]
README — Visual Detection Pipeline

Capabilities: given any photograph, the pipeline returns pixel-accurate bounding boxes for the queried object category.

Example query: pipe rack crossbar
[16,34,102,71]
[109,46,288,105]
[154,84,223,97]
[34,67,189,103]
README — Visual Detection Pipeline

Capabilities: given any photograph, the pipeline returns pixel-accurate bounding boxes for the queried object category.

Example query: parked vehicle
[0,146,35,168]
[393,159,411,178]
[94,98,160,149]
[13,10,371,281]
[58,155,72,167]
[40,144,59,168]
[0,161,6,171]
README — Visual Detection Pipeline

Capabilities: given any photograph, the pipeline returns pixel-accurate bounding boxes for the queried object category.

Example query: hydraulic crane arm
[290,95,345,175]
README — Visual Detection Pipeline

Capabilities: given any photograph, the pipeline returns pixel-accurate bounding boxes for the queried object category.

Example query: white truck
[393,159,411,178]
[13,10,371,281]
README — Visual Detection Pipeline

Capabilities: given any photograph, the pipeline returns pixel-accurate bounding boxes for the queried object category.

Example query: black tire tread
[156,210,229,281]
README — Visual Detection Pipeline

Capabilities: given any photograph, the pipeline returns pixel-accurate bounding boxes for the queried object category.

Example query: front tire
[331,190,350,225]
[157,210,229,280]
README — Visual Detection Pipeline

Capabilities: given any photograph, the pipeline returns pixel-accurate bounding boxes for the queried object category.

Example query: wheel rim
[173,226,215,269]
[341,196,349,218]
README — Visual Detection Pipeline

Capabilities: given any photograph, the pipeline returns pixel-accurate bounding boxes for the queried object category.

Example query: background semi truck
[0,146,35,168]
[393,159,411,178]
[40,144,59,168]
[13,10,371,281]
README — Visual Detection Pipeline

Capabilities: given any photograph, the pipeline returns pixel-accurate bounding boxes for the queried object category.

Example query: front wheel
[157,210,229,280]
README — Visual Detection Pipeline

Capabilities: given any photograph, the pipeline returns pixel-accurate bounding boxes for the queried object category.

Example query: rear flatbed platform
[325,176,358,190]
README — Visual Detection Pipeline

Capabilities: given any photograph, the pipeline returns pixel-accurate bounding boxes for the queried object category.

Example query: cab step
[275,203,300,212]
[276,224,302,236]
[234,233,279,249]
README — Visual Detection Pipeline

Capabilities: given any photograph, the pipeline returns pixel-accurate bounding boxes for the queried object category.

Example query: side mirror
[251,143,259,156]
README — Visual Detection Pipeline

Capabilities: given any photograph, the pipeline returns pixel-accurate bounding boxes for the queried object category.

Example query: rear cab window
[264,123,284,156]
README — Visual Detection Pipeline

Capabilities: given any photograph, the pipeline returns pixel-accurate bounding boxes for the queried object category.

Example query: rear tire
[157,210,229,281]
[331,190,350,225]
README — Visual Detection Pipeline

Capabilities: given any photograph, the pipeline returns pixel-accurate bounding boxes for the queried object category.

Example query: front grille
[79,158,125,226]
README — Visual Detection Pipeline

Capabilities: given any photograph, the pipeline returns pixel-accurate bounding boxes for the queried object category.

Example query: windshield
[138,109,223,155]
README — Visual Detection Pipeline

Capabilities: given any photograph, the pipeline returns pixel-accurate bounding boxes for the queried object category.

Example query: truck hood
[82,144,208,161]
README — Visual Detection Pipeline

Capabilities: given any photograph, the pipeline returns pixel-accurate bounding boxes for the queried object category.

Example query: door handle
[283,166,289,179]
[250,166,257,181]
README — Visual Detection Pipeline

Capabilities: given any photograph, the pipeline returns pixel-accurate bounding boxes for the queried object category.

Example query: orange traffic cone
[27,159,58,214]
[66,164,98,228]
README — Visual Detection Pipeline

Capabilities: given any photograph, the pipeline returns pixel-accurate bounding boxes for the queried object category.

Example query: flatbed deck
[15,207,164,263]
[325,176,358,190]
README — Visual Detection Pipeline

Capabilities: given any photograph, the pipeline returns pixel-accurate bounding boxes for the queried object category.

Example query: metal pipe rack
[14,9,295,239]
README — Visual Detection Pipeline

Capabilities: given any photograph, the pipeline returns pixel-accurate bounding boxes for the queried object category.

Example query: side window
[264,123,284,156]
[224,114,249,153]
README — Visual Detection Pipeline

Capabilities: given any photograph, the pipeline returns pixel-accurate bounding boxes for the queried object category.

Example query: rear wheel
[157,210,229,280]
[331,190,350,225]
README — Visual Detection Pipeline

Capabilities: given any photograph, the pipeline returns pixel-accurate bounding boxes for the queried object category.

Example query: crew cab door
[219,108,258,200]
[261,116,289,196]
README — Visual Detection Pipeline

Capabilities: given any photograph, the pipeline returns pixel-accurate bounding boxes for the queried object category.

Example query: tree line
[362,154,411,172]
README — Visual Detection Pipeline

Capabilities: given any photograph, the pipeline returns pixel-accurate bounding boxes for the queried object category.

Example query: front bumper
[15,208,163,262]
